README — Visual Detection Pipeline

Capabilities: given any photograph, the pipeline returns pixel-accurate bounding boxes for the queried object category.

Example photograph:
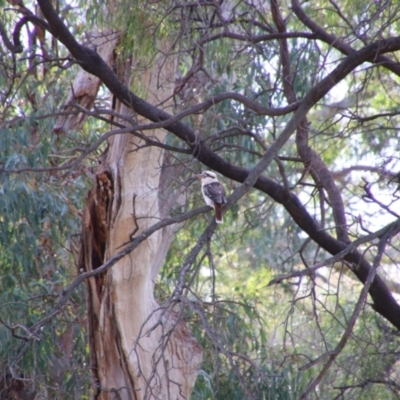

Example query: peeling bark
[54,30,119,134]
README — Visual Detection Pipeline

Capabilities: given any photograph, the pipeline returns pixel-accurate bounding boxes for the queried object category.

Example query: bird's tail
[215,204,223,224]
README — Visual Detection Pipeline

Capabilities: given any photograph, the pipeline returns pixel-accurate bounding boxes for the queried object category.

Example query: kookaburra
[197,171,227,223]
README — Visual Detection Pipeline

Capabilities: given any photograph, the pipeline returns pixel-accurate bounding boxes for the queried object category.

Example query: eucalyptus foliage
[1,0,400,399]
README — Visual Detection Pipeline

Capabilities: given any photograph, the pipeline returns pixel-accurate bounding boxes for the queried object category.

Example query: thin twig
[268,218,400,286]
[299,224,396,399]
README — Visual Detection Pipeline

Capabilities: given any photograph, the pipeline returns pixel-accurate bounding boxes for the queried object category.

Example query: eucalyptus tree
[1,0,400,399]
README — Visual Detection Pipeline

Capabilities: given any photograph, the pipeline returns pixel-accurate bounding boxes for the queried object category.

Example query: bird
[196,171,227,223]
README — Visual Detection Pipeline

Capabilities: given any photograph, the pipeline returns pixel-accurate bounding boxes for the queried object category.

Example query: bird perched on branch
[196,171,227,223]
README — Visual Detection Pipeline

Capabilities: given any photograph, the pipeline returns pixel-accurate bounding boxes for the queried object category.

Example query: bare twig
[27,205,210,336]
[268,218,400,286]
[299,223,396,399]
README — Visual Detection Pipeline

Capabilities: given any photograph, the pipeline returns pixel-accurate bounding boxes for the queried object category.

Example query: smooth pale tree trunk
[60,33,203,399]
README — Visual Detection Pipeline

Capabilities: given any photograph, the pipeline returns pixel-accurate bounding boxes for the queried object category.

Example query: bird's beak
[196,174,204,179]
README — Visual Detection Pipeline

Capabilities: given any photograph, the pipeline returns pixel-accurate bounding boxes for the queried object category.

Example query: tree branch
[291,0,400,77]
[28,206,210,336]
[268,218,400,286]
[299,224,395,399]
[36,0,400,330]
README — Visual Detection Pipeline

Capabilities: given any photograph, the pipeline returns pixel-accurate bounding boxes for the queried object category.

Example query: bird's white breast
[201,186,215,208]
